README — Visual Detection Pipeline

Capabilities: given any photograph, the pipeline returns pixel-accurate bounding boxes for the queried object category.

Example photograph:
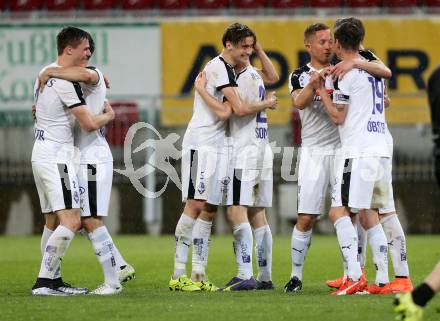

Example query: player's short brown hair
[222,23,256,47]
[334,19,363,51]
[334,17,365,42]
[304,23,330,42]
[57,26,92,55]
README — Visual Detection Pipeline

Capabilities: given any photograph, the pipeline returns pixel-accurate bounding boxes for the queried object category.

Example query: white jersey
[31,63,85,163]
[230,65,272,169]
[182,55,237,150]
[289,63,340,151]
[333,68,390,158]
[75,67,113,164]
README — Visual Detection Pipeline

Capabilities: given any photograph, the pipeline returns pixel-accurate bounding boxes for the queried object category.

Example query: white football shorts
[77,162,113,217]
[331,156,392,210]
[32,161,80,213]
[181,146,230,205]
[297,148,336,215]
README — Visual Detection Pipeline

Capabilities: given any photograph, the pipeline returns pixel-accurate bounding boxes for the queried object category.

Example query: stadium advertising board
[162,18,440,126]
[0,23,160,111]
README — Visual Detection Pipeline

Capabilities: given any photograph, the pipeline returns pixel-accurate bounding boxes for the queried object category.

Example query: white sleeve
[209,60,237,91]
[52,79,86,108]
[333,73,353,105]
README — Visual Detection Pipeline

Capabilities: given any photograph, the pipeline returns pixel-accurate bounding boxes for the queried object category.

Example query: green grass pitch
[1,235,439,321]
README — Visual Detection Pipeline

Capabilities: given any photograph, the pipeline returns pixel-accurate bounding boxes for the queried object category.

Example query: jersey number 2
[256,85,267,124]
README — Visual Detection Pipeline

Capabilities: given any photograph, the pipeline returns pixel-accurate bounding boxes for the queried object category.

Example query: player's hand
[319,67,332,80]
[265,91,277,110]
[194,71,207,93]
[32,105,36,120]
[38,70,51,93]
[103,99,115,120]
[309,71,321,90]
[331,59,358,81]
[253,41,263,55]
[104,75,110,89]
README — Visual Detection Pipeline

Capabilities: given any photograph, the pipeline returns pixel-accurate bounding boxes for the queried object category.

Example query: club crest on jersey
[299,73,311,88]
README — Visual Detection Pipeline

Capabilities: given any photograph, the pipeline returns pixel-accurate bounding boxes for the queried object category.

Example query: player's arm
[221,86,276,117]
[332,50,392,80]
[194,72,232,121]
[56,80,114,132]
[39,66,99,92]
[291,71,321,110]
[254,42,279,85]
[317,79,348,125]
[71,101,114,132]
[384,84,391,108]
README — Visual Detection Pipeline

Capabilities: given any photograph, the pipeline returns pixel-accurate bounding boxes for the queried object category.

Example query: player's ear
[65,45,73,56]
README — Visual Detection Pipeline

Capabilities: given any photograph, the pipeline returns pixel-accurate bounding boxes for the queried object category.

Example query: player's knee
[297,214,316,231]
[184,200,205,217]
[81,216,103,232]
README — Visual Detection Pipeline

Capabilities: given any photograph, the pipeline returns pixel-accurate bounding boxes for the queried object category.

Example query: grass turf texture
[1,235,439,321]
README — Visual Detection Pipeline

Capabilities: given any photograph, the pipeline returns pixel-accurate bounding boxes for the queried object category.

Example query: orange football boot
[387,277,414,293]
[331,273,367,296]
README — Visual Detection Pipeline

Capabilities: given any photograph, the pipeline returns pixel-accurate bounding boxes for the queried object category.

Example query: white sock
[38,225,74,279]
[290,226,312,281]
[380,214,410,277]
[334,216,362,281]
[367,223,390,285]
[254,225,272,282]
[173,213,195,279]
[355,215,367,268]
[191,218,212,281]
[89,226,121,288]
[233,223,253,280]
[112,245,128,270]
[41,226,54,256]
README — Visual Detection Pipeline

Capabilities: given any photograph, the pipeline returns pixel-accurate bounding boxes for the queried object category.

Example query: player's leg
[359,209,390,293]
[329,158,364,295]
[191,202,217,291]
[285,214,316,293]
[32,162,86,296]
[248,207,273,290]
[348,158,390,294]
[170,148,210,291]
[169,199,203,291]
[222,203,255,291]
[394,262,440,321]
[79,163,122,295]
[326,210,367,289]
[41,213,58,255]
[379,174,412,292]
[380,210,413,292]
[82,217,121,294]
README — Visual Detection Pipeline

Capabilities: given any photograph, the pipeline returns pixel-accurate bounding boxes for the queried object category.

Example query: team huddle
[170,19,415,296]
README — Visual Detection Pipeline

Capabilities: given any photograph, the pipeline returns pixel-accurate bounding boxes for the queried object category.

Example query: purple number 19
[368,76,384,115]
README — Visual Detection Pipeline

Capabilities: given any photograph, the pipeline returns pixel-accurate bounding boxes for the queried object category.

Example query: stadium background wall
[0,18,439,235]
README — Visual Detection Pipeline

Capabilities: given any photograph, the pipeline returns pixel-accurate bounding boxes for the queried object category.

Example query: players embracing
[170,23,278,291]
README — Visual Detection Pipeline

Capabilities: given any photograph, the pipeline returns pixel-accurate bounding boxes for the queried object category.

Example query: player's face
[70,38,92,67]
[229,36,254,66]
[306,29,333,65]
